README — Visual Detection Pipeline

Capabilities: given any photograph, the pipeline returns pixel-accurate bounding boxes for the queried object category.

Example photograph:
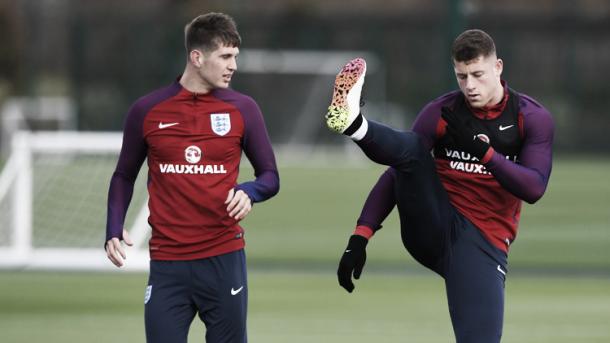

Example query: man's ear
[495,58,503,77]
[190,50,203,67]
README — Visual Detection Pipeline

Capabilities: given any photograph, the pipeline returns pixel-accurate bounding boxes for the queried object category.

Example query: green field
[1,156,609,342]
[0,271,609,342]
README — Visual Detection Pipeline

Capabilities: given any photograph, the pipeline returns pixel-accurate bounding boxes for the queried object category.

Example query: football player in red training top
[105,13,279,343]
[326,29,553,342]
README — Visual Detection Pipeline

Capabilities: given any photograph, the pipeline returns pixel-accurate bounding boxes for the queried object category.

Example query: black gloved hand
[337,235,368,293]
[441,106,490,160]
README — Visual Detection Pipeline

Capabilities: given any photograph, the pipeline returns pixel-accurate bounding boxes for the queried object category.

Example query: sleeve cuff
[353,225,375,240]
[234,184,256,202]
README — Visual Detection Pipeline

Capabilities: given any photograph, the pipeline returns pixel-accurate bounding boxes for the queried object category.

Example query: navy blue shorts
[356,120,509,343]
[144,249,247,343]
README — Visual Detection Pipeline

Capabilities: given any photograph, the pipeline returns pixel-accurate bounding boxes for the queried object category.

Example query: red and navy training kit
[353,82,553,343]
[106,79,279,343]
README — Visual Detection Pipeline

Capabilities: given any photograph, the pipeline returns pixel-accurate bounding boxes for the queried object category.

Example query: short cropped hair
[184,12,241,54]
[451,29,496,63]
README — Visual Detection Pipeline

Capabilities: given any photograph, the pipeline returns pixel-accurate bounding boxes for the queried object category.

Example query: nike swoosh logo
[231,286,244,295]
[497,265,506,276]
[159,122,179,129]
[499,124,514,131]
[345,250,351,253]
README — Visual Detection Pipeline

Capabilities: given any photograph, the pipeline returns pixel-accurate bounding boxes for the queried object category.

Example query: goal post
[0,131,150,271]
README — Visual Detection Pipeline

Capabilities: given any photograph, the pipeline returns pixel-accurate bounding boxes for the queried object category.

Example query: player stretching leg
[326,30,554,343]
[105,13,279,343]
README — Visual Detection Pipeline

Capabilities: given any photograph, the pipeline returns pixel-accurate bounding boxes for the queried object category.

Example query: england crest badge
[211,113,231,136]
[144,285,152,304]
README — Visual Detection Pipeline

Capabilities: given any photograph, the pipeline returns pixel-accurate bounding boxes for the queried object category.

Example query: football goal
[0,131,151,271]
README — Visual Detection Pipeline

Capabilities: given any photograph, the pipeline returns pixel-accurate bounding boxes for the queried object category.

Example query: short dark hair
[451,29,496,63]
[184,12,241,54]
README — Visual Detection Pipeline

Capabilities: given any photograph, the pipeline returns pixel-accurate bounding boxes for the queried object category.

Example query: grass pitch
[0,156,608,342]
[0,271,609,342]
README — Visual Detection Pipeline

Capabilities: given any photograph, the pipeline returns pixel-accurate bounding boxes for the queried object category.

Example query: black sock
[343,113,363,136]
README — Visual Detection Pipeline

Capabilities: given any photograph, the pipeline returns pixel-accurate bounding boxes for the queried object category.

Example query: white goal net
[0,131,151,271]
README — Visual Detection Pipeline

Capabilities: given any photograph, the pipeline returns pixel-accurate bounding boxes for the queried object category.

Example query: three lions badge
[211,113,231,136]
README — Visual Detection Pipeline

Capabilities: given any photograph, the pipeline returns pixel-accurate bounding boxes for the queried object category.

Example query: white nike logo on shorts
[231,286,244,295]
[497,265,506,276]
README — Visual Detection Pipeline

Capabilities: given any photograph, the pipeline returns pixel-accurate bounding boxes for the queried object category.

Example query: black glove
[337,235,368,293]
[441,106,490,160]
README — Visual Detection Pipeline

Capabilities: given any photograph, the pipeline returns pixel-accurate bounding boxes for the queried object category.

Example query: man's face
[453,54,503,108]
[196,44,239,90]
